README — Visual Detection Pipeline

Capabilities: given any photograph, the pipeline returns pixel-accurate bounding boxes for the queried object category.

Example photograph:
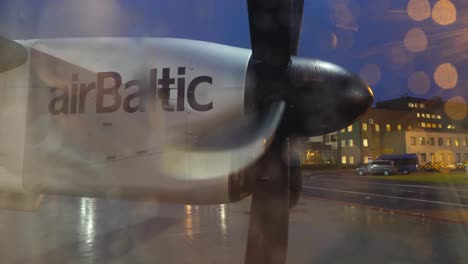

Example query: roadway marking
[303,186,468,208]
[308,176,468,192]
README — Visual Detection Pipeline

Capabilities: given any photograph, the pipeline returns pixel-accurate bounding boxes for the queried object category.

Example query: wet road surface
[303,170,468,223]
[0,172,468,263]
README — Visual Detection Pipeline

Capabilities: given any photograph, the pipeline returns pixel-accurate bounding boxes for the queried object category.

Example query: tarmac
[0,171,468,263]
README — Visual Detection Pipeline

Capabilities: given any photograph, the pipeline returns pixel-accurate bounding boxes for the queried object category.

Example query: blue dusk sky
[0,0,467,103]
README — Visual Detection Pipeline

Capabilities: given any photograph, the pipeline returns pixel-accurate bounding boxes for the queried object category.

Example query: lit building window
[463,138,467,147]
[363,139,369,147]
[455,138,459,147]
[386,124,391,131]
[438,124,442,128]
[446,138,451,146]
[421,113,425,118]
[375,124,380,132]
[426,113,430,118]
[419,137,426,145]
[342,156,347,164]
[347,125,353,132]
[410,137,416,145]
[420,103,425,108]
[362,123,367,131]
[408,102,414,108]
[397,125,402,131]
[415,103,419,108]
[431,114,435,119]
[341,128,345,133]
[341,140,346,147]
[349,156,354,164]
[421,122,426,128]
[417,113,420,118]
[348,139,354,147]
[432,123,436,128]
[437,115,441,119]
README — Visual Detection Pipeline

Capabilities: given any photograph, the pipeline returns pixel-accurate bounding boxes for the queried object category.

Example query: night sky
[0,0,467,104]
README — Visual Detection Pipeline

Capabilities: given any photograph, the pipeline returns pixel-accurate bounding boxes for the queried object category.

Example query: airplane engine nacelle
[1,38,258,205]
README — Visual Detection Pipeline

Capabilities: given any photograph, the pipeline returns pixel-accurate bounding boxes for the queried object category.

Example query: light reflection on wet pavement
[304,172,468,224]
[0,194,467,264]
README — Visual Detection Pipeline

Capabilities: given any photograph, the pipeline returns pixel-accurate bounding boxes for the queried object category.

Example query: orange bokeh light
[360,64,381,86]
[444,96,467,121]
[404,28,428,52]
[434,63,458,89]
[408,71,430,95]
[407,0,431,21]
[432,0,457,25]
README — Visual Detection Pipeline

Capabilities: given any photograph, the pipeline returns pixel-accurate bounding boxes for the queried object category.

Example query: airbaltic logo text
[48,67,213,115]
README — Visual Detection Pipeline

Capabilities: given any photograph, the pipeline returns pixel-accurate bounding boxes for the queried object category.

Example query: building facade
[301,133,338,164]
[337,96,468,165]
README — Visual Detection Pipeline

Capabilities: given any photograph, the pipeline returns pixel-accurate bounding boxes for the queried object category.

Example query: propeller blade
[291,0,304,55]
[163,101,286,180]
[247,0,293,67]
[245,136,290,264]
[288,140,302,208]
[0,37,27,73]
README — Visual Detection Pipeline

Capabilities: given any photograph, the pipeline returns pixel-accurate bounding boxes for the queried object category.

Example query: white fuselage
[0,38,252,204]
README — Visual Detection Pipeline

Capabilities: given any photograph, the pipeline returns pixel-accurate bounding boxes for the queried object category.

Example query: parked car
[356,160,396,176]
[455,161,468,170]
[377,153,419,174]
[420,162,456,172]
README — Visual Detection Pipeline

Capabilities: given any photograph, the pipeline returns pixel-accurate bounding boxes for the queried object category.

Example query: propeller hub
[285,57,374,136]
[245,56,374,137]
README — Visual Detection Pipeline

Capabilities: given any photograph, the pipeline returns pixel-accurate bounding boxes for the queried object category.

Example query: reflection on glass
[79,197,97,263]
[219,204,227,240]
[184,205,194,241]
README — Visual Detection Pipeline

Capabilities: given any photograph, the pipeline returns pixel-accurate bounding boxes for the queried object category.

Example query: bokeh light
[336,30,355,49]
[432,0,457,25]
[332,3,355,30]
[390,46,414,65]
[434,63,458,89]
[317,31,338,50]
[444,96,467,120]
[360,64,381,86]
[37,0,125,37]
[331,32,338,49]
[404,28,428,52]
[407,0,431,21]
[408,71,430,95]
